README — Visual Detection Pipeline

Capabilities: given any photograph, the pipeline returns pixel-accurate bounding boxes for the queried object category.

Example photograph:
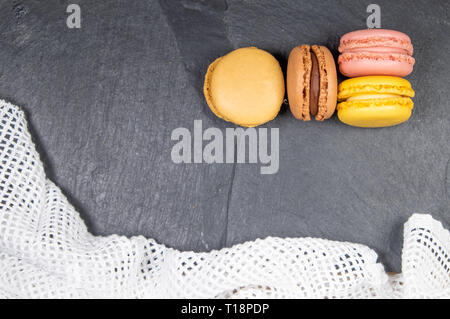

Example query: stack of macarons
[336,29,416,127]
[203,29,415,128]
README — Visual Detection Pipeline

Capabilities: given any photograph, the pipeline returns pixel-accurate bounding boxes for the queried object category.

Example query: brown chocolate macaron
[287,45,337,121]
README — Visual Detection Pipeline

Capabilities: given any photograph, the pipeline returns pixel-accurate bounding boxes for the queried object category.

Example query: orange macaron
[287,45,338,121]
[203,47,285,127]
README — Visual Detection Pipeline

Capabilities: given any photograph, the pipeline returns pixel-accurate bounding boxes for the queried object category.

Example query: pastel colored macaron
[337,76,415,128]
[287,45,337,121]
[338,29,415,77]
[203,47,285,127]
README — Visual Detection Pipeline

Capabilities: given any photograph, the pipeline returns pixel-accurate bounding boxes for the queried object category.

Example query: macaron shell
[204,47,285,127]
[338,76,415,101]
[287,45,312,121]
[337,100,412,128]
[339,29,413,55]
[204,57,226,120]
[339,53,414,77]
[311,45,337,121]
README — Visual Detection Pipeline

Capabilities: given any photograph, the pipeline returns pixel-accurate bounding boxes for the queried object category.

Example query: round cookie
[203,47,285,127]
[338,29,415,77]
[337,76,415,128]
[287,45,337,122]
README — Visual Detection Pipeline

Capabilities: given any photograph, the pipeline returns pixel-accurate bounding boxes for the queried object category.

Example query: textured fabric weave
[0,100,448,298]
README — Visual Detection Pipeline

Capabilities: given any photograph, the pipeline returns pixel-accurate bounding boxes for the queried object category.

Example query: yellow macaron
[203,47,285,127]
[337,76,415,128]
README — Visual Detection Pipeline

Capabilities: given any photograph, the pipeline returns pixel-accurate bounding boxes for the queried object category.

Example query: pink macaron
[338,29,415,77]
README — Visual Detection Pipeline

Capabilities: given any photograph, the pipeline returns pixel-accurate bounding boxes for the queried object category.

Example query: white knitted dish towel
[0,100,448,299]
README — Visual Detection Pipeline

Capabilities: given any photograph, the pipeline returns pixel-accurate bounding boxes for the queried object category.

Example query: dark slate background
[0,0,449,272]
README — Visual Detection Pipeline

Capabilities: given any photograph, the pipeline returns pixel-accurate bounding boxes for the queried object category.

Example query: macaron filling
[309,50,320,117]
[338,52,415,64]
[340,93,414,111]
[346,94,402,101]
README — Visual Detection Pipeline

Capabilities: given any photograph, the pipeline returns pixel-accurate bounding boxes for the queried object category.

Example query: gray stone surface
[0,0,449,272]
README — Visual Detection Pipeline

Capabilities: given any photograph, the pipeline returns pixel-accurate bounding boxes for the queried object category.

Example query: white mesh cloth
[0,99,449,299]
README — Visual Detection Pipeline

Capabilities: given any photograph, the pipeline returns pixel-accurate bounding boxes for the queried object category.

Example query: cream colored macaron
[204,47,285,127]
